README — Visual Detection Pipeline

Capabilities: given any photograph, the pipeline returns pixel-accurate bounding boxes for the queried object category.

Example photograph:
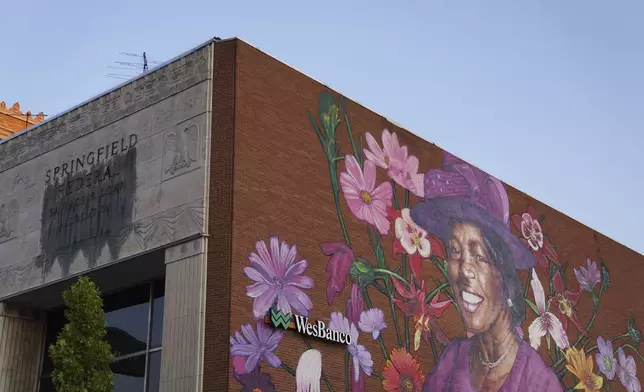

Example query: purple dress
[423,338,563,392]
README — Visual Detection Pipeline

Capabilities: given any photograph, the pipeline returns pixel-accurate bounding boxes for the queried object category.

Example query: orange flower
[564,347,603,392]
[382,348,425,391]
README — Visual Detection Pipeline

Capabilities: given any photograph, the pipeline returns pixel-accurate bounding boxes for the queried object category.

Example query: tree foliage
[49,276,114,392]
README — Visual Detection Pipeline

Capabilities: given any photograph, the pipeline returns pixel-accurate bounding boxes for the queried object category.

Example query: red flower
[391,279,452,349]
[320,242,354,305]
[511,207,558,267]
[382,348,425,391]
[551,271,587,336]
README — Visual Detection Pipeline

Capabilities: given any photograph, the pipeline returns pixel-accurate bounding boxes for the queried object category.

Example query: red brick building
[0,101,45,139]
[0,38,641,392]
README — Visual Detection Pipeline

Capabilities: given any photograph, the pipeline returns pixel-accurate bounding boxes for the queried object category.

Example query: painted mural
[229,91,643,392]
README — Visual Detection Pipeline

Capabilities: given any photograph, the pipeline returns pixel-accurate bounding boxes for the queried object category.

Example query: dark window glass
[150,296,164,348]
[146,351,161,392]
[112,354,146,392]
[39,377,54,392]
[105,285,150,356]
[41,279,165,392]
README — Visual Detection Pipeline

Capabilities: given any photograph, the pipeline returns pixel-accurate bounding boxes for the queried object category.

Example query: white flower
[528,269,570,350]
[395,208,431,257]
[296,349,322,392]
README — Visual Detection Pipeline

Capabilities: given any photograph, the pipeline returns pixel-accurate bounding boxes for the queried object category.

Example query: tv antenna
[106,52,161,81]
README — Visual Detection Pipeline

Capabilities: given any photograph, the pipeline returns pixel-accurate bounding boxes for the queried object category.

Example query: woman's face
[447,222,505,334]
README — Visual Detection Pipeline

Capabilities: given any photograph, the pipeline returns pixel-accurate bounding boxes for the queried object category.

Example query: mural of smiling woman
[409,155,562,391]
[229,91,643,392]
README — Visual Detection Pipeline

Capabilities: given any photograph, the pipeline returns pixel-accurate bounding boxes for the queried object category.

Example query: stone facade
[0,44,213,300]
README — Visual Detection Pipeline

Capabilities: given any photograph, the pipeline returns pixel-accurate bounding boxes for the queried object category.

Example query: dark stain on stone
[35,148,138,276]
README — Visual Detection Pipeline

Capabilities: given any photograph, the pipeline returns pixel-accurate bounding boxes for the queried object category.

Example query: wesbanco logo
[266,308,352,345]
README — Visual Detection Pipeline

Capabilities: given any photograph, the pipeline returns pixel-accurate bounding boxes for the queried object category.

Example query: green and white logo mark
[270,308,292,330]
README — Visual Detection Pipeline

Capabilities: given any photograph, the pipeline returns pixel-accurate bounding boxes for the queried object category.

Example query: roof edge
[0,36,238,146]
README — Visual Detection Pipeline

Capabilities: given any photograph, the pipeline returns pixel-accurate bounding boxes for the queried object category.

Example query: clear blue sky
[1,1,642,255]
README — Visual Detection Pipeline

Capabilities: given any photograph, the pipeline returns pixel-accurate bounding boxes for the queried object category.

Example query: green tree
[49,276,114,392]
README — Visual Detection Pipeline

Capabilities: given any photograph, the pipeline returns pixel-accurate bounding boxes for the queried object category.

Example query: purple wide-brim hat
[410,196,536,270]
[410,151,536,270]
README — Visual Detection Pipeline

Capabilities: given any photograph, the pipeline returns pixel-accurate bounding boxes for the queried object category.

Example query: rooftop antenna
[105,52,161,81]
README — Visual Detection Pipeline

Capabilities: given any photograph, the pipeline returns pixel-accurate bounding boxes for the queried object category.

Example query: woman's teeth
[461,290,483,312]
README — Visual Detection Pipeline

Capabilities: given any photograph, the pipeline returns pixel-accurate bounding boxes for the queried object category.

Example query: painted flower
[574,258,601,293]
[230,322,284,374]
[340,154,393,235]
[363,129,407,172]
[363,129,424,197]
[359,308,387,340]
[320,241,354,305]
[388,154,425,198]
[391,279,451,350]
[528,270,570,350]
[393,208,431,279]
[551,271,586,336]
[296,349,322,392]
[595,336,617,380]
[329,311,373,382]
[382,347,425,391]
[618,347,642,392]
[234,367,277,392]
[231,331,249,374]
[564,347,603,392]
[244,236,313,319]
[345,285,366,392]
[511,207,558,267]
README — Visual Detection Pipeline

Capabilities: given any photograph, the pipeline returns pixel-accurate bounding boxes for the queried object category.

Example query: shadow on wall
[228,92,642,392]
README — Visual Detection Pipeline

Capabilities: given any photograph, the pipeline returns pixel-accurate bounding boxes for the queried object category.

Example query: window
[40,279,165,392]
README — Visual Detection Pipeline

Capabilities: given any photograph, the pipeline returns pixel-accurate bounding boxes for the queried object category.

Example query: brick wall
[203,40,237,392]
[214,39,644,392]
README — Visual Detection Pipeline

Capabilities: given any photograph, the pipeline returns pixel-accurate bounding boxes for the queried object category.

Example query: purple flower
[595,336,617,380]
[230,322,284,374]
[574,258,601,292]
[359,308,387,340]
[618,347,642,392]
[245,236,313,319]
[320,241,354,305]
[329,312,373,382]
[235,367,276,392]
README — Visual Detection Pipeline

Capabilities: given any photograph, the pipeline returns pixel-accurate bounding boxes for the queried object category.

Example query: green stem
[622,344,644,362]
[339,97,361,167]
[328,163,351,248]
[373,268,410,286]
[524,268,533,298]
[404,189,410,208]
[281,363,296,376]
[524,298,539,315]
[371,372,384,380]
[429,331,439,364]
[344,351,350,392]
[425,282,450,303]
[362,288,390,361]
[389,295,404,346]
[402,255,411,352]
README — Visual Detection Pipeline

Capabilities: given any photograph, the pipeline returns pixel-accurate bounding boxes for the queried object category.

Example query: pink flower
[363,129,407,171]
[389,155,425,197]
[320,242,354,305]
[340,155,392,235]
[244,236,314,319]
[363,129,424,197]
[511,207,559,267]
[574,257,601,293]
[528,270,570,351]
